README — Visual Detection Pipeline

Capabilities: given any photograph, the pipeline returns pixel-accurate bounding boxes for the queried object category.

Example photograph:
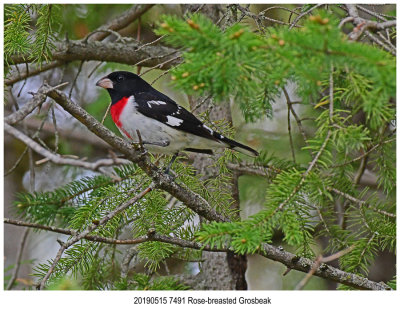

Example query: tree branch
[345,3,396,47]
[5,123,130,176]
[327,186,395,218]
[3,218,221,250]
[5,61,64,86]
[330,137,395,168]
[259,241,389,290]
[6,227,30,290]
[226,162,279,180]
[87,4,155,42]
[5,217,391,290]
[294,244,356,290]
[5,82,68,125]
[10,40,181,69]
[21,117,111,149]
[288,4,325,30]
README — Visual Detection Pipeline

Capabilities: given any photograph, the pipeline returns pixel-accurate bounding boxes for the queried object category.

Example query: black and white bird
[96,71,258,159]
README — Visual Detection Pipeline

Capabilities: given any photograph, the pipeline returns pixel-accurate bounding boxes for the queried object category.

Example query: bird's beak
[96,77,113,89]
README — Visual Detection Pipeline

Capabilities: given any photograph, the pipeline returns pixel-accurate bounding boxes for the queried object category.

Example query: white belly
[117,99,223,155]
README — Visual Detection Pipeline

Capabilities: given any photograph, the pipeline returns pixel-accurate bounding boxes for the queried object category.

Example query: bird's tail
[214,132,259,157]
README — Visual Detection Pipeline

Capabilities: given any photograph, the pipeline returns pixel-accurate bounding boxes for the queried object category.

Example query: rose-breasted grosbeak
[96,71,258,158]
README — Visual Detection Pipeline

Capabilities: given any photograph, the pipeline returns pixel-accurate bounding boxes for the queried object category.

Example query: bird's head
[96,71,152,103]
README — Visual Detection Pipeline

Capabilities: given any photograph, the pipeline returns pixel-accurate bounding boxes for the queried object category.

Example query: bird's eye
[117,75,124,81]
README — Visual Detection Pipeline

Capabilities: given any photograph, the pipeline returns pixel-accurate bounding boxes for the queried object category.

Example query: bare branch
[4,123,131,174]
[87,4,154,42]
[327,187,395,218]
[286,96,296,163]
[289,4,326,30]
[282,87,312,157]
[4,82,68,125]
[356,5,395,22]
[260,240,389,290]
[345,4,396,44]
[6,227,30,290]
[364,31,396,56]
[4,146,28,176]
[22,117,110,149]
[68,60,84,98]
[234,4,302,29]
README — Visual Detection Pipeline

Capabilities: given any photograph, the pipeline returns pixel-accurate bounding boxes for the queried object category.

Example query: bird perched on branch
[96,71,258,166]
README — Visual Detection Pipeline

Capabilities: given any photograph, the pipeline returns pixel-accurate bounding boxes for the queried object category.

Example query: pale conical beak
[96,77,113,89]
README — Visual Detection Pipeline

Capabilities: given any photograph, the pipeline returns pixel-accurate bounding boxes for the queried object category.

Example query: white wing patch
[166,116,184,127]
[171,106,182,116]
[147,100,167,108]
[203,125,214,134]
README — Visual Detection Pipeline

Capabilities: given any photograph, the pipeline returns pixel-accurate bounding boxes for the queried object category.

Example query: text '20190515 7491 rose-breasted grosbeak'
[96,71,259,159]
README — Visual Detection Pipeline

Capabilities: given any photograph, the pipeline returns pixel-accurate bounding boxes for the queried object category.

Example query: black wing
[134,92,220,142]
[134,91,259,157]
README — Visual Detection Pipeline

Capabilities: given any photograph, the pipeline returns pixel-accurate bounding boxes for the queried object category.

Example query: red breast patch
[110,97,128,127]
[110,97,132,139]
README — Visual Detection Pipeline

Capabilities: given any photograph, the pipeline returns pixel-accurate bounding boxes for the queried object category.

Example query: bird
[96,71,258,167]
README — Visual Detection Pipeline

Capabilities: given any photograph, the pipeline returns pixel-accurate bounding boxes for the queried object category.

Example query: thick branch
[259,242,389,290]
[10,40,181,69]
[5,61,63,86]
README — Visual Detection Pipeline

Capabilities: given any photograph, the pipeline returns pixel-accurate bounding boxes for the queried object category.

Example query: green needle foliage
[31,4,61,64]
[4,4,61,67]
[157,11,395,287]
[4,5,32,65]
[157,12,395,125]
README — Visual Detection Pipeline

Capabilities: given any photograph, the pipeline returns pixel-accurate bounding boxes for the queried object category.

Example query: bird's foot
[163,153,178,176]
